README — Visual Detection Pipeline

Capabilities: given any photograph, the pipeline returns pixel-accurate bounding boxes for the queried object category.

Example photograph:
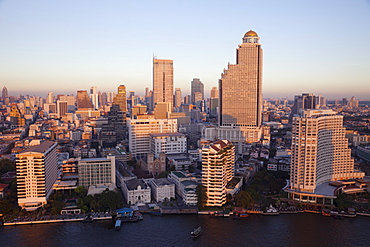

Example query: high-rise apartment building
[128,118,177,157]
[153,59,174,110]
[219,30,262,128]
[191,78,204,104]
[202,140,235,207]
[16,141,58,211]
[287,109,365,204]
[76,90,93,109]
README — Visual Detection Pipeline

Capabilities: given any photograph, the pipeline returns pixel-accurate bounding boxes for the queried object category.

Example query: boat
[261,205,279,216]
[148,211,162,216]
[115,218,122,230]
[191,226,202,238]
[321,210,331,217]
[134,211,143,220]
[239,213,249,218]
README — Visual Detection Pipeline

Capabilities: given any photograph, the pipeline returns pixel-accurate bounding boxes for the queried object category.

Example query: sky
[0,0,369,100]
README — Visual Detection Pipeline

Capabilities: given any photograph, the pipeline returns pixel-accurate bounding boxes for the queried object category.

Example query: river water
[1,213,370,247]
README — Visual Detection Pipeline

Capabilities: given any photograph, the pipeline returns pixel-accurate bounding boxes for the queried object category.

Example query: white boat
[191,226,202,238]
[261,205,279,216]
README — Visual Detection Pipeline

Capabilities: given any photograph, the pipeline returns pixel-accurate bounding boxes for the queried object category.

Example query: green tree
[196,184,207,210]
[0,158,15,176]
[74,186,87,198]
[234,191,254,209]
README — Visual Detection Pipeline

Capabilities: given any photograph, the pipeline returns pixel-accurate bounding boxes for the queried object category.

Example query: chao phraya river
[1,213,370,247]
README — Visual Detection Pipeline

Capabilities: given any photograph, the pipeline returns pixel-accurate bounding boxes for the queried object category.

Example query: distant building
[191,78,204,104]
[202,140,235,207]
[153,59,174,110]
[150,132,187,157]
[76,90,93,109]
[78,156,116,188]
[16,141,58,211]
[128,118,177,158]
[174,88,182,109]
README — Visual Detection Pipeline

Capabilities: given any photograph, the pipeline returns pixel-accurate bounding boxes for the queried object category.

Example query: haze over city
[0,0,370,99]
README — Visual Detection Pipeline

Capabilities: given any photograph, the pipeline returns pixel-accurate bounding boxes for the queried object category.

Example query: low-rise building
[168,171,198,205]
[121,178,151,205]
[148,178,175,202]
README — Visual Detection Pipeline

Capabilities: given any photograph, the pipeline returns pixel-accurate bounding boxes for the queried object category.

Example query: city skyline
[0,1,370,99]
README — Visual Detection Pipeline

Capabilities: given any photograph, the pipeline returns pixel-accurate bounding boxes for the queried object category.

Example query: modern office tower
[78,156,116,188]
[46,92,54,104]
[100,92,108,106]
[174,88,182,109]
[90,86,99,110]
[9,104,25,126]
[154,102,172,119]
[112,85,127,112]
[107,92,115,104]
[59,95,75,106]
[131,104,147,119]
[153,59,174,110]
[202,140,235,207]
[76,90,93,109]
[57,100,68,118]
[287,109,365,204]
[289,93,317,124]
[2,86,8,101]
[128,118,177,157]
[191,78,204,104]
[342,98,348,106]
[219,30,262,128]
[16,141,58,211]
[210,87,218,99]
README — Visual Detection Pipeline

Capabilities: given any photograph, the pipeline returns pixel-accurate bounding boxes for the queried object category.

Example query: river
[1,213,370,247]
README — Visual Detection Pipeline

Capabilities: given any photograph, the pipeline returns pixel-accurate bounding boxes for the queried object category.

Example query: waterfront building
[168,171,198,206]
[286,109,365,204]
[153,59,174,110]
[191,78,204,104]
[128,118,177,158]
[202,139,235,207]
[148,178,175,202]
[121,178,151,205]
[150,132,187,157]
[16,141,58,211]
[78,156,116,188]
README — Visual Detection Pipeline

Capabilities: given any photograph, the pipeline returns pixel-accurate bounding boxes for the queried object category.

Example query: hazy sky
[0,0,369,100]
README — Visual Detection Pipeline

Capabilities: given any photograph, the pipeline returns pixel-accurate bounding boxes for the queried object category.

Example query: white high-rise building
[202,140,235,207]
[78,156,116,189]
[16,141,58,211]
[128,118,177,157]
[90,86,99,110]
[287,109,365,204]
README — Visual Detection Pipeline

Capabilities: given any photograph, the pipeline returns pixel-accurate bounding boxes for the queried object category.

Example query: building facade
[78,156,116,188]
[191,78,204,104]
[202,140,235,207]
[128,118,177,157]
[16,141,58,211]
[148,178,175,202]
[150,132,187,157]
[153,59,174,110]
[287,109,365,203]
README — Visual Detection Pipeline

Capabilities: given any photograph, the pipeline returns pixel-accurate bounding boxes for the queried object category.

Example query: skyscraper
[2,86,8,101]
[210,87,218,99]
[174,88,182,109]
[112,85,127,112]
[289,93,317,124]
[90,86,99,110]
[287,109,365,204]
[219,30,263,128]
[191,78,204,104]
[46,92,54,104]
[153,59,174,110]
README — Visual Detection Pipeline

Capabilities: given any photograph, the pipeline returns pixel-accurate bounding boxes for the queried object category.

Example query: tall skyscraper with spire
[219,30,263,128]
[153,59,174,110]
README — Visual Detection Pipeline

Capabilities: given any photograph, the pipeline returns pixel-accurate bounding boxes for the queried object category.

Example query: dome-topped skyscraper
[219,30,263,130]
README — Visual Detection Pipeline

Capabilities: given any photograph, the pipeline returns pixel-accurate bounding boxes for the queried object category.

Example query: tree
[0,158,15,176]
[74,186,87,198]
[234,191,254,209]
[196,184,208,210]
